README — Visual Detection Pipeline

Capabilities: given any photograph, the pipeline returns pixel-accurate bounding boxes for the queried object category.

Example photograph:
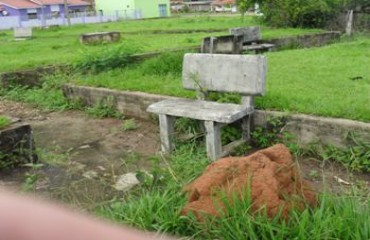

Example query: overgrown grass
[73,42,139,73]
[0,15,322,72]
[320,133,370,172]
[74,35,370,122]
[0,73,73,111]
[97,143,370,239]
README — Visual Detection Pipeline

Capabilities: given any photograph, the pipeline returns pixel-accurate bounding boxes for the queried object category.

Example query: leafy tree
[236,0,254,21]
[257,0,344,28]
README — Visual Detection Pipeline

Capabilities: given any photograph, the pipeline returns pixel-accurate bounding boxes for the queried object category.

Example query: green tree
[236,0,254,21]
[257,0,344,28]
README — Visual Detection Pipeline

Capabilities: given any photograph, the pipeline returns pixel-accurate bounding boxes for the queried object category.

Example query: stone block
[14,27,32,39]
[80,32,121,44]
[0,123,37,168]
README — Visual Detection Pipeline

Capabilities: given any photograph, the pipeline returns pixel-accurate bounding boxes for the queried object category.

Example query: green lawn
[0,15,321,72]
[73,36,370,122]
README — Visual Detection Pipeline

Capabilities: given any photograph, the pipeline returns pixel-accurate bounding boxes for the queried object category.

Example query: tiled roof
[0,0,41,9]
[31,0,89,6]
[0,0,90,9]
[211,0,235,5]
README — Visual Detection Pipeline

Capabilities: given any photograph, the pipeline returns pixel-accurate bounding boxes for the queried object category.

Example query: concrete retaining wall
[269,31,341,49]
[0,65,67,88]
[62,84,370,148]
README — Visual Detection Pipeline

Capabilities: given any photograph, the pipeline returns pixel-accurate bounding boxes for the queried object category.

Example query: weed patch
[73,43,139,74]
[251,116,287,148]
[0,116,10,129]
[320,133,370,172]
[85,96,123,119]
[122,119,138,131]
[0,72,75,111]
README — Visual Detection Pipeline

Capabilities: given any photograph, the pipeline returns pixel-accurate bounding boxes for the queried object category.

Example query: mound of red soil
[181,144,317,220]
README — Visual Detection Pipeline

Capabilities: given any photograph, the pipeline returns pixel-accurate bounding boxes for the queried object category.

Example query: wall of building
[134,0,170,18]
[95,0,135,15]
[1,5,20,17]
[95,0,170,18]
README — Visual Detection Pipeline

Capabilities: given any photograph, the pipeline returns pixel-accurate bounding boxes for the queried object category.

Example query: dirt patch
[0,99,160,208]
[0,99,368,209]
[182,144,317,220]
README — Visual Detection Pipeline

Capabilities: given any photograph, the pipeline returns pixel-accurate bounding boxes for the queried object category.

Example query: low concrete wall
[62,84,178,120]
[0,65,67,88]
[268,31,341,50]
[80,32,121,44]
[62,84,370,148]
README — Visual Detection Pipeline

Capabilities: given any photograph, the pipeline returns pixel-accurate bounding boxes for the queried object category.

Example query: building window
[50,5,60,11]
[27,8,38,19]
[158,4,168,17]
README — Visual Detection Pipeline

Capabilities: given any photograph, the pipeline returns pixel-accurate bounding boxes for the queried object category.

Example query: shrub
[258,0,343,28]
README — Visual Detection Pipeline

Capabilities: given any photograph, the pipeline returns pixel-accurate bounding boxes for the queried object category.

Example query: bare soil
[0,99,369,209]
[0,99,160,208]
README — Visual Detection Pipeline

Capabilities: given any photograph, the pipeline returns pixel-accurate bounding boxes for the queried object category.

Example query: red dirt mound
[181,144,317,220]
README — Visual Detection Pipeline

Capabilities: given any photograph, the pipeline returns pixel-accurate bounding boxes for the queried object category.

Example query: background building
[95,0,170,19]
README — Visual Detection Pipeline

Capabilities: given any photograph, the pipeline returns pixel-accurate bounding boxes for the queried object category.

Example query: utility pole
[63,0,71,26]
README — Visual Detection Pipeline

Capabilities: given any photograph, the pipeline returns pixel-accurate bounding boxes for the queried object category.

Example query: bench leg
[241,115,251,141]
[204,121,222,161]
[158,114,175,154]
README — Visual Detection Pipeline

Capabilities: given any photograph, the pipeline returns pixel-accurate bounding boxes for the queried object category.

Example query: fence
[0,10,142,30]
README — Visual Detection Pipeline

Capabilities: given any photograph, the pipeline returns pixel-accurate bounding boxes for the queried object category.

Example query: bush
[258,0,342,28]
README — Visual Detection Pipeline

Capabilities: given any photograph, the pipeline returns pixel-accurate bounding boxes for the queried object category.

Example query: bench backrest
[182,53,266,96]
[201,35,244,54]
[229,26,261,44]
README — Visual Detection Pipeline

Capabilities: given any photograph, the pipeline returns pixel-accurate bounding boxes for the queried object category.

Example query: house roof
[31,0,89,6]
[183,1,213,6]
[0,0,41,9]
[211,0,235,6]
[0,0,89,9]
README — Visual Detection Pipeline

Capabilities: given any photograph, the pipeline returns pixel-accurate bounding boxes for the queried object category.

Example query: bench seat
[243,43,275,52]
[147,98,253,123]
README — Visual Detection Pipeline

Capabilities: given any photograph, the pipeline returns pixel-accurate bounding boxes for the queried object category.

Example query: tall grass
[97,143,370,239]
[73,42,140,73]
[0,73,74,111]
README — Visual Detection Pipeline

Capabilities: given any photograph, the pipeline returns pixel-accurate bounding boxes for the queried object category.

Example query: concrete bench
[147,53,267,160]
[13,27,32,40]
[229,26,275,53]
[80,32,121,44]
